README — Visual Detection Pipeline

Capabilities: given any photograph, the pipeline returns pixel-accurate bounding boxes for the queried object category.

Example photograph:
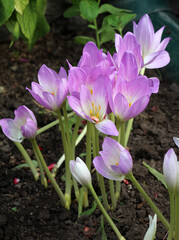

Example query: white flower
[173,137,179,148]
[144,214,157,240]
[69,157,91,187]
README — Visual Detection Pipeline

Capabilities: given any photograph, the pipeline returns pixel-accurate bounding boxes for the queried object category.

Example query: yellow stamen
[115,162,119,166]
[99,105,101,110]
[96,112,99,118]
[52,92,55,96]
[90,89,93,95]
[129,102,132,107]
[90,109,93,116]
[92,102,94,107]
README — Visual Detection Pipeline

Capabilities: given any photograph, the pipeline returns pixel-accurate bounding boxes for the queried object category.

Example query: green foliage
[143,162,167,189]
[13,160,38,170]
[97,215,107,240]
[74,35,96,45]
[80,196,102,217]
[79,0,99,22]
[1,0,49,50]
[64,0,136,47]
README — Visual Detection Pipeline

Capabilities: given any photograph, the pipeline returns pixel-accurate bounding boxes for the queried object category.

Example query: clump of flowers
[0,13,173,239]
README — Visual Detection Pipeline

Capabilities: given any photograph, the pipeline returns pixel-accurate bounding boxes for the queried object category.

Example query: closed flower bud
[70,157,91,187]
[163,148,178,192]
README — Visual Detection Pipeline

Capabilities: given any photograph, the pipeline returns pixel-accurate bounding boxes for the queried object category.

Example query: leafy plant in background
[0,0,50,50]
[64,0,136,48]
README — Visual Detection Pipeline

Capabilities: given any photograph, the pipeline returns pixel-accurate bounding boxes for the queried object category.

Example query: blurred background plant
[0,0,50,50]
[63,0,136,48]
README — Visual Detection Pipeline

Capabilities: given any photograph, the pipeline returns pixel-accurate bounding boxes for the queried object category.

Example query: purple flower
[93,137,133,181]
[112,32,143,73]
[115,52,160,94]
[27,64,69,111]
[68,42,114,96]
[70,157,91,187]
[67,76,118,136]
[0,105,37,142]
[108,68,151,122]
[163,148,178,192]
[133,14,171,69]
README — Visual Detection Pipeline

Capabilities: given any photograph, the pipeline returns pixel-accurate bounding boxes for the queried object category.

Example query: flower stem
[88,184,125,240]
[30,138,68,209]
[120,122,125,147]
[14,141,39,181]
[167,191,175,240]
[109,179,117,210]
[86,122,92,170]
[57,110,71,205]
[92,125,109,210]
[71,116,81,158]
[56,125,87,169]
[30,140,47,187]
[125,118,134,147]
[37,112,75,135]
[174,192,179,240]
[127,172,169,230]
[94,19,100,49]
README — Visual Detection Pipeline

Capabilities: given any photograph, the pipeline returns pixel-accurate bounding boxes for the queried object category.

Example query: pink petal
[95,119,119,136]
[93,156,124,181]
[144,51,170,69]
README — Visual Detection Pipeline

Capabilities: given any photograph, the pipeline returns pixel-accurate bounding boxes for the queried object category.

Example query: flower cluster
[0,13,172,240]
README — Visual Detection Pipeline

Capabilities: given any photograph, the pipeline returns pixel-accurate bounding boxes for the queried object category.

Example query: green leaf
[80,198,98,217]
[101,215,107,240]
[13,160,38,170]
[5,13,20,40]
[0,0,15,25]
[116,13,136,32]
[80,0,99,22]
[29,12,50,50]
[143,162,167,189]
[99,4,131,15]
[63,5,80,18]
[88,24,96,29]
[74,35,96,45]
[71,0,80,4]
[100,25,115,45]
[15,0,29,15]
[16,0,37,41]
[11,207,18,212]
[36,0,47,14]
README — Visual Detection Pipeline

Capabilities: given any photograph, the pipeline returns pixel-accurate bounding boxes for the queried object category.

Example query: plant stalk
[30,138,68,209]
[88,184,125,240]
[127,172,169,230]
[14,141,39,181]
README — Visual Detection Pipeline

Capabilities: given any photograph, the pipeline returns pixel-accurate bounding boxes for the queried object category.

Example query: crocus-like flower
[68,41,114,96]
[115,52,160,94]
[27,64,68,111]
[143,214,157,240]
[133,14,171,69]
[112,32,143,72]
[163,148,178,192]
[93,137,133,181]
[0,105,37,142]
[108,69,151,122]
[70,157,91,187]
[67,76,118,136]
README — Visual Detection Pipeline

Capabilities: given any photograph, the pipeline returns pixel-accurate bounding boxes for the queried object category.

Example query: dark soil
[0,16,179,240]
